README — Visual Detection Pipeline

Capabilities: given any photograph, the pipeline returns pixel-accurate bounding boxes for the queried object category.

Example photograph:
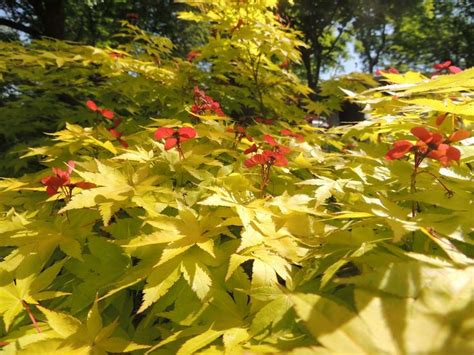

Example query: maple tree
[41,160,95,198]
[154,126,197,159]
[0,0,473,354]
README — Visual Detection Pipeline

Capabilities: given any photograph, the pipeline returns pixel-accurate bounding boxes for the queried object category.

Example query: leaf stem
[259,163,272,198]
[410,151,429,217]
[260,164,266,197]
[22,301,41,334]
[177,143,184,160]
[417,170,454,197]
[410,163,419,218]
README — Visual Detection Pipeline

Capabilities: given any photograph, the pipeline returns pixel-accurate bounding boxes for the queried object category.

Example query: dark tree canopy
[351,0,422,73]
[278,0,355,89]
[0,0,206,53]
[388,0,473,69]
[0,0,471,86]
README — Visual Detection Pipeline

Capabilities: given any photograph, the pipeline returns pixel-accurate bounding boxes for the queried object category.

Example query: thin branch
[317,0,343,38]
[323,23,348,61]
[22,301,42,334]
[416,170,454,197]
[26,0,45,18]
[373,23,387,68]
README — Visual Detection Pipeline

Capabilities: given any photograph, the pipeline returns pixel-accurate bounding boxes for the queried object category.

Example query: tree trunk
[313,51,323,89]
[42,0,65,39]
[301,47,314,90]
[27,0,65,39]
[368,59,376,74]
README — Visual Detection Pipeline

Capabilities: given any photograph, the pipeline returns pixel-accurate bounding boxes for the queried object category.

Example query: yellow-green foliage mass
[0,1,473,353]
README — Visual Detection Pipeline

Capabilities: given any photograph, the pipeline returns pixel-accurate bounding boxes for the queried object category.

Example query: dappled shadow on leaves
[293,259,474,353]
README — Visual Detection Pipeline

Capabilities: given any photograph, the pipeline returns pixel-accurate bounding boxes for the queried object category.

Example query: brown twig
[416,170,454,197]
[22,301,41,334]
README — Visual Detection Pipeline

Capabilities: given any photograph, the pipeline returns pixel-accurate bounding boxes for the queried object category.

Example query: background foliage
[0,0,473,354]
[1,0,472,77]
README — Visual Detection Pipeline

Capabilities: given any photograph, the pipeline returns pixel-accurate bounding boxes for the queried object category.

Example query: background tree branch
[0,17,41,37]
